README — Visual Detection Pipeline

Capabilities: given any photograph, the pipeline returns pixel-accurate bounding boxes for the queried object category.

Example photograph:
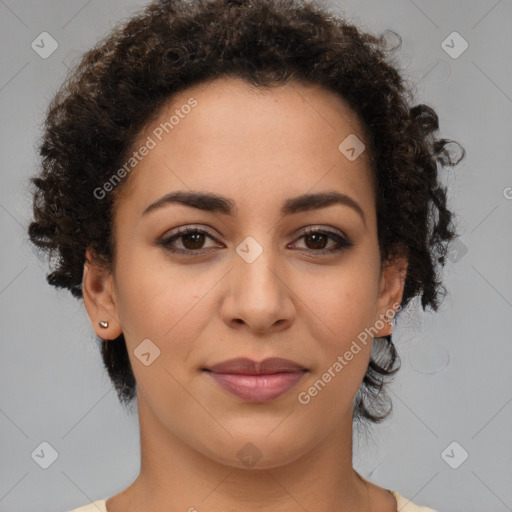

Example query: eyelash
[158,225,353,256]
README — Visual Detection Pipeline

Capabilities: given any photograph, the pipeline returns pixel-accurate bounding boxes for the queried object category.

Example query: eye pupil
[306,233,327,250]
[183,232,205,249]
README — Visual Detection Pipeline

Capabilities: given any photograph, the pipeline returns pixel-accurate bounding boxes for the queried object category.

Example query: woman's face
[84,76,405,469]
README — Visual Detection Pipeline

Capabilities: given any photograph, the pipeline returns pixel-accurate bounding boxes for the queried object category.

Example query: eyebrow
[141,190,366,224]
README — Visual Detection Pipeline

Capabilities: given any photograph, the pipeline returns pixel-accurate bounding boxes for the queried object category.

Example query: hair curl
[28,0,464,426]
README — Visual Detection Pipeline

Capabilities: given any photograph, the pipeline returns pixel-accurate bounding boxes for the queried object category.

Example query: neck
[109,392,370,512]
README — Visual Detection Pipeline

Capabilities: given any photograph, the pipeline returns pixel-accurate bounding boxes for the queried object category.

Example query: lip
[203,357,308,402]
[205,357,307,375]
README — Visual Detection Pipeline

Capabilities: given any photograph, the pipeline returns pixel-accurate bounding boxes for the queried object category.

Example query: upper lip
[204,357,307,375]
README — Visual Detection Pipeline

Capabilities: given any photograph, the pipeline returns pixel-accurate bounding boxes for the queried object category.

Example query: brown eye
[159,226,220,254]
[292,228,353,255]
[158,226,353,257]
[303,232,329,250]
[180,231,206,250]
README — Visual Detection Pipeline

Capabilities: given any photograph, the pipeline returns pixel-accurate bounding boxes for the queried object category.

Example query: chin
[201,432,315,470]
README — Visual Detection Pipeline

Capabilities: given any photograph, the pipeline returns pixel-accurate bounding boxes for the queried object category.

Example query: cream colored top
[68,490,438,511]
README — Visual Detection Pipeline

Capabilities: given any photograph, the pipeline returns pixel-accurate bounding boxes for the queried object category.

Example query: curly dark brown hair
[28,0,464,427]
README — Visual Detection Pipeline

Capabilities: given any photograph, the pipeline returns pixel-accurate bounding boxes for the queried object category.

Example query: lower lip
[205,371,306,402]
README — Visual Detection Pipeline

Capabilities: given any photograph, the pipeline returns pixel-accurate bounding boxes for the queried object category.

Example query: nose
[220,243,295,334]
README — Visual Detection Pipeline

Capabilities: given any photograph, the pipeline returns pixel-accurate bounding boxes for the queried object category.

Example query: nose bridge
[223,229,293,331]
[234,231,282,299]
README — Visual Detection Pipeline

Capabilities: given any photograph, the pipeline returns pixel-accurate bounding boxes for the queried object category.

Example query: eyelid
[160,223,348,241]
[294,224,349,239]
[158,224,220,246]
[160,224,218,239]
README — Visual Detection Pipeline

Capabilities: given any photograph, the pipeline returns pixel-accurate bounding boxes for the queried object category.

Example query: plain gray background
[1,0,511,511]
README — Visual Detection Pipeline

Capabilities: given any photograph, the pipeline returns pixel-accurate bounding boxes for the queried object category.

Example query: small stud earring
[98,321,109,329]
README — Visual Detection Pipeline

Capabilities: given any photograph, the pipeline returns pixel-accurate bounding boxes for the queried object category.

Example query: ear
[373,253,408,337]
[82,248,123,340]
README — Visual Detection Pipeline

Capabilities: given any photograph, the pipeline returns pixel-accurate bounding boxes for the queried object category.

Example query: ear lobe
[374,255,408,337]
[82,249,123,340]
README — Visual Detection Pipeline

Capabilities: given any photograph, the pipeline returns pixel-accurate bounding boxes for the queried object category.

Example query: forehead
[156,76,369,149]
[114,76,374,218]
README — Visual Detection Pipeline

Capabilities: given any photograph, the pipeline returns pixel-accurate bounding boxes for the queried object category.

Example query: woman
[28,0,463,510]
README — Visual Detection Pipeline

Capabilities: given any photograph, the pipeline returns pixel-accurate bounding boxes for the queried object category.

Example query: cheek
[113,240,187,334]
[113,271,208,404]
[116,274,202,343]
[295,258,380,341]
[290,255,381,398]
[113,248,217,370]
